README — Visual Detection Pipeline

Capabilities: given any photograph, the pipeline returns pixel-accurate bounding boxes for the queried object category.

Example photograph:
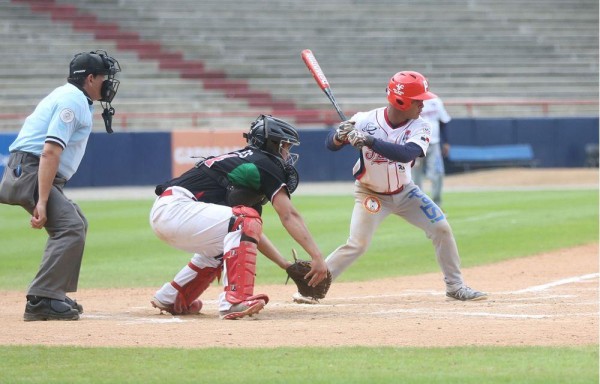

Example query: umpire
[0,50,121,321]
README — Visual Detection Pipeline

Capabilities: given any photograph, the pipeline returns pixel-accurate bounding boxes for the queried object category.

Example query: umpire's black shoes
[65,296,84,314]
[24,297,79,321]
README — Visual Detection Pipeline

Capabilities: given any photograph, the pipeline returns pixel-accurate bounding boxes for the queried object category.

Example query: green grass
[0,345,597,384]
[263,189,599,281]
[0,189,597,383]
[0,190,597,288]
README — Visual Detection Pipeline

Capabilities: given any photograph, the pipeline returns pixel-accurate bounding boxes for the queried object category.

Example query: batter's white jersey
[351,107,431,194]
[420,98,451,144]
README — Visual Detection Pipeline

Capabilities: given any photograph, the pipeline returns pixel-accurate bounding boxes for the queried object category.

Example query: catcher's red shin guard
[224,206,269,305]
[171,264,221,314]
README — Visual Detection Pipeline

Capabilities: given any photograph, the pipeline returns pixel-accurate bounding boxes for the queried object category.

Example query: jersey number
[204,149,254,167]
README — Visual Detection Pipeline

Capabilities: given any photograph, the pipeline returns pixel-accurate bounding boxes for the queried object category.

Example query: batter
[293,71,487,304]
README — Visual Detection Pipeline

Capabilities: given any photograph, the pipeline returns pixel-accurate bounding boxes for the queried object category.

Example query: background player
[0,50,121,321]
[293,71,487,304]
[412,96,452,207]
[149,115,328,319]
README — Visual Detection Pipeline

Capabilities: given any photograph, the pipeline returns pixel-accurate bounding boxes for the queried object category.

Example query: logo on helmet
[392,84,405,96]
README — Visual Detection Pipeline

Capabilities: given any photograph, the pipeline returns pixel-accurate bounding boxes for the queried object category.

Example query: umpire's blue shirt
[10,83,94,180]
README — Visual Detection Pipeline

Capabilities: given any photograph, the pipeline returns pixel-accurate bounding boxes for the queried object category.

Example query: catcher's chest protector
[224,206,263,304]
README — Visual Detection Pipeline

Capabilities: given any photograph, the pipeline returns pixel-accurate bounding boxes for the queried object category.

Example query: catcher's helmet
[386,71,437,111]
[244,115,300,165]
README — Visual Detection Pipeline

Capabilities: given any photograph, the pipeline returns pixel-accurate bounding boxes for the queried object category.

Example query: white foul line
[372,308,550,319]
[512,273,599,294]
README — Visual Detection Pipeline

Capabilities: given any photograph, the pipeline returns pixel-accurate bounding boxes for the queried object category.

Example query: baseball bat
[301,49,347,121]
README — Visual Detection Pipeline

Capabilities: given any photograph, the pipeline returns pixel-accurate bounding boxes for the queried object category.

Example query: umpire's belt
[11,150,40,165]
[160,186,197,201]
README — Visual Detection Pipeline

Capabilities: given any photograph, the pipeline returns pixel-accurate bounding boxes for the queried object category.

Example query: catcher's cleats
[292,292,320,305]
[151,296,202,315]
[219,296,267,320]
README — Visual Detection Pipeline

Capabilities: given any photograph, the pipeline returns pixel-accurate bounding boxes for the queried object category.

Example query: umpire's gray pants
[8,152,88,300]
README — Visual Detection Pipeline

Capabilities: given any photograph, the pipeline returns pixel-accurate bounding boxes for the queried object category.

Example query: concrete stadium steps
[0,98,254,114]
[0,0,597,132]
[0,100,270,132]
[0,0,266,131]
[0,114,265,133]
[443,103,600,118]
[70,0,597,91]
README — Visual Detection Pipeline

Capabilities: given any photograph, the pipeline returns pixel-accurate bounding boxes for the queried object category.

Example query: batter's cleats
[292,292,320,305]
[151,296,202,315]
[446,286,488,301]
[219,298,266,320]
[24,297,80,321]
[65,296,83,314]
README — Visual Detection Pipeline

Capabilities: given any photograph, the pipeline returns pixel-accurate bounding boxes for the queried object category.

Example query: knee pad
[229,206,262,242]
[224,206,263,304]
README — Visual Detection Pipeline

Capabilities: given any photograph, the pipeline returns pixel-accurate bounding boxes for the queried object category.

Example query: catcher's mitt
[285,250,332,300]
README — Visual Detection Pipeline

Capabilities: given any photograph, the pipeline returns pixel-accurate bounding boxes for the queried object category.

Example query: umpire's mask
[69,50,122,133]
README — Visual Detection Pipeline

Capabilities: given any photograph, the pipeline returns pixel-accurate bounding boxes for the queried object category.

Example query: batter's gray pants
[325,182,464,293]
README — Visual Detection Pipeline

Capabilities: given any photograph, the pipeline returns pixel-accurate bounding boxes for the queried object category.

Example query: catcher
[149,115,329,319]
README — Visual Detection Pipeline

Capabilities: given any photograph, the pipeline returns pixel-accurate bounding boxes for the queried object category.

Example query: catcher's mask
[68,50,121,133]
[244,115,300,166]
[386,71,437,111]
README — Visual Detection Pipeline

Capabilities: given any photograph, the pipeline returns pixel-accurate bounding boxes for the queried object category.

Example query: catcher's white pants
[149,186,241,311]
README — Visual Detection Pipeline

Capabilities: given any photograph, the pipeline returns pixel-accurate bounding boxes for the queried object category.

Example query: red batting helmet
[386,71,437,111]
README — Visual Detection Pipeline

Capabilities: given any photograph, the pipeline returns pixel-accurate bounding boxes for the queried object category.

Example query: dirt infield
[0,244,597,348]
[1,168,597,348]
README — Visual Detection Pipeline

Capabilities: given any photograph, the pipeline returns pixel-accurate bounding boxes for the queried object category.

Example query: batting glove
[334,120,355,143]
[347,129,374,149]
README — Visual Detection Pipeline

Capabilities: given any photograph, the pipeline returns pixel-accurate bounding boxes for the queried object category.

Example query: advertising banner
[171,130,246,177]
[0,133,17,176]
